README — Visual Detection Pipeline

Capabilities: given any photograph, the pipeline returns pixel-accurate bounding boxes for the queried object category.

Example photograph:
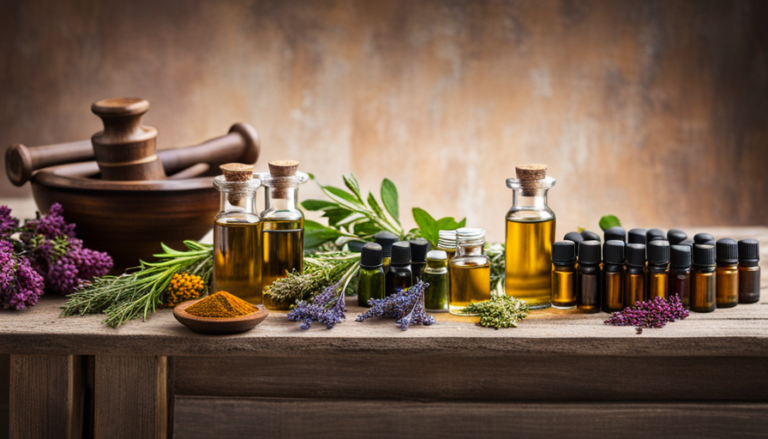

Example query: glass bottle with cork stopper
[504,164,556,309]
[258,160,309,310]
[738,239,760,304]
[551,241,576,309]
[358,242,385,307]
[691,244,716,313]
[715,238,739,308]
[670,244,692,308]
[450,228,491,315]
[213,163,263,304]
[625,243,646,307]
[423,250,449,312]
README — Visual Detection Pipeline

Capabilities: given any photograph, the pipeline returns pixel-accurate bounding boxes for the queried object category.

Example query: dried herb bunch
[263,251,360,306]
[461,295,530,329]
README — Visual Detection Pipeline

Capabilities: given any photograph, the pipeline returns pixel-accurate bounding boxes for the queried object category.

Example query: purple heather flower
[68,247,113,280]
[0,240,45,310]
[0,205,18,238]
[605,295,689,330]
[356,281,435,330]
[27,203,76,240]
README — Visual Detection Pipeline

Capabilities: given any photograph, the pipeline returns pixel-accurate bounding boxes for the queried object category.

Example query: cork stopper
[220,163,254,181]
[516,164,547,195]
[268,160,299,177]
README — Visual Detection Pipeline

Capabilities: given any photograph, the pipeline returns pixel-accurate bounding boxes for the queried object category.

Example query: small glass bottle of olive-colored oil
[691,244,716,313]
[738,239,760,304]
[602,240,625,313]
[374,231,398,273]
[358,243,385,307]
[258,161,309,310]
[386,242,413,297]
[670,245,692,308]
[423,250,449,312]
[577,241,601,313]
[409,238,430,282]
[213,164,263,304]
[715,238,739,309]
[504,165,556,309]
[551,241,576,309]
[624,243,646,307]
[450,228,491,315]
[647,240,670,300]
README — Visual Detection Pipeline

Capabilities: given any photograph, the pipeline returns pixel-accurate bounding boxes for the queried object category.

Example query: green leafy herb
[485,243,505,294]
[263,251,360,305]
[461,295,530,329]
[599,215,621,231]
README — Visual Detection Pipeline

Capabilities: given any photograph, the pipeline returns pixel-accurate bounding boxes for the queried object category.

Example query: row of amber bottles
[212,162,308,308]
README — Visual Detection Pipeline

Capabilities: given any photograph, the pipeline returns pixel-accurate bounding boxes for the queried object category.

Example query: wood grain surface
[172,397,768,439]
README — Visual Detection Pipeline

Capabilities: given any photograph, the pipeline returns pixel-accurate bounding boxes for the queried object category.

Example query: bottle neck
[456,239,485,257]
[512,190,548,209]
[218,189,258,214]
[265,186,299,211]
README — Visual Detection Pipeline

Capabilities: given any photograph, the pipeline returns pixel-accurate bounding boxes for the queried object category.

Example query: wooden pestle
[6,120,260,186]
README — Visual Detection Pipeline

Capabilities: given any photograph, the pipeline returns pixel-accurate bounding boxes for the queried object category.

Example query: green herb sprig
[461,295,530,329]
[264,251,360,305]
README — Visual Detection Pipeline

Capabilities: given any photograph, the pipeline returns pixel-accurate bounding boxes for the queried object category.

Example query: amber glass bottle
[551,241,576,309]
[738,239,760,304]
[577,241,601,313]
[715,238,739,308]
[669,245,692,308]
[624,243,646,307]
[691,245,716,313]
[450,228,491,315]
[602,241,625,313]
[646,240,670,300]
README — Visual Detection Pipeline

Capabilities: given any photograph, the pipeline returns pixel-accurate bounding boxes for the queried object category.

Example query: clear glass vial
[450,228,491,315]
[423,250,449,312]
[715,238,739,308]
[212,170,263,304]
[624,243,646,307]
[358,243,385,307]
[505,165,556,309]
[738,239,760,304]
[577,241,602,313]
[691,244,716,313]
[602,240,625,313]
[670,245,692,308]
[551,241,576,309]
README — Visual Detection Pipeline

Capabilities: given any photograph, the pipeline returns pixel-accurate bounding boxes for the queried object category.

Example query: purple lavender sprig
[356,281,435,331]
[0,241,45,310]
[287,264,355,331]
[605,295,689,330]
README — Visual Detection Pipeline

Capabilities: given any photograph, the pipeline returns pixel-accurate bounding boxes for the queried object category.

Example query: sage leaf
[343,174,364,203]
[367,192,386,219]
[304,220,343,248]
[412,207,438,247]
[323,185,362,207]
[381,178,399,222]
[301,199,337,211]
[599,215,621,231]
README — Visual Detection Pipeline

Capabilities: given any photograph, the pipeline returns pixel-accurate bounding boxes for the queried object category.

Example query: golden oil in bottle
[738,239,760,304]
[551,241,576,309]
[262,218,303,309]
[601,240,625,313]
[691,244,716,313]
[449,228,491,315]
[715,239,739,308]
[624,243,646,307]
[213,218,263,304]
[646,240,670,300]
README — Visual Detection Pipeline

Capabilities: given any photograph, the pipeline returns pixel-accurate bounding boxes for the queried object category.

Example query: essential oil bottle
[504,165,556,309]
[670,244,692,308]
[604,227,627,244]
[625,243,646,307]
[581,230,601,243]
[691,244,716,313]
[374,231,398,273]
[386,242,413,297]
[602,240,625,313]
[258,161,309,310]
[551,241,577,309]
[715,238,739,308]
[646,229,666,244]
[358,243,385,307]
[738,239,761,304]
[667,229,688,245]
[212,164,263,304]
[423,250,449,312]
[647,240,670,300]
[409,238,430,281]
[450,228,491,315]
[694,233,715,246]
[628,228,648,245]
[577,241,601,313]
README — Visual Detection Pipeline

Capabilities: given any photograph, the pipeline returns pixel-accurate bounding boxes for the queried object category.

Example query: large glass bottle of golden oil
[212,174,263,304]
[449,228,491,315]
[504,165,556,309]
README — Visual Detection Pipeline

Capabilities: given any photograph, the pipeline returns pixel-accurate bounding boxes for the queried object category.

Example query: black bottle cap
[581,230,601,242]
[693,244,716,266]
[680,239,694,247]
[360,243,383,268]
[646,229,666,243]
[604,227,626,243]
[716,238,738,265]
[628,228,648,245]
[667,229,688,245]
[374,231,398,258]
[390,241,411,266]
[671,245,692,268]
[578,241,601,265]
[647,240,670,265]
[563,232,583,256]
[738,239,760,267]
[552,241,576,265]
[626,243,646,267]
[604,240,625,265]
[409,238,430,263]
[693,233,715,245]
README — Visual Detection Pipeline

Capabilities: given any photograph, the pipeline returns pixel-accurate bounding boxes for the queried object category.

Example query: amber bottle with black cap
[624,243,646,306]
[628,228,648,245]
[670,245,692,308]
[647,240,670,300]
[646,229,666,244]
[667,229,688,245]
[602,240,625,313]
[691,244,716,313]
[386,242,413,297]
[551,241,577,309]
[738,239,760,304]
[409,238,430,282]
[715,238,739,308]
[577,241,601,313]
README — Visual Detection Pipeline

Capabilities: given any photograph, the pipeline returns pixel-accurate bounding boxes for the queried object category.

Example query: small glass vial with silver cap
[449,228,491,315]
[423,250,449,312]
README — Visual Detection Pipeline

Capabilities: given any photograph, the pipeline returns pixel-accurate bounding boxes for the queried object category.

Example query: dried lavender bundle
[356,281,435,331]
[604,295,689,330]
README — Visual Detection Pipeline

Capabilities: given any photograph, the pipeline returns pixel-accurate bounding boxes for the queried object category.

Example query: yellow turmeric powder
[185,291,258,318]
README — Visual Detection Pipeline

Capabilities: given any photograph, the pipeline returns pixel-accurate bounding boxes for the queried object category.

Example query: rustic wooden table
[2,227,767,439]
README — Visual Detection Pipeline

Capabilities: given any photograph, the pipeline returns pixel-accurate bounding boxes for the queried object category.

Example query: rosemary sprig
[264,251,360,305]
[61,240,212,328]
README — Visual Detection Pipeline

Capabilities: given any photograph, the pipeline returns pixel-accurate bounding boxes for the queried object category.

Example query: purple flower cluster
[0,206,18,238]
[0,241,45,309]
[287,280,347,330]
[605,295,689,330]
[356,281,435,331]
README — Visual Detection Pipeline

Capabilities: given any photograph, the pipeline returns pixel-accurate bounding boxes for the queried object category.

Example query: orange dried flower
[164,273,206,307]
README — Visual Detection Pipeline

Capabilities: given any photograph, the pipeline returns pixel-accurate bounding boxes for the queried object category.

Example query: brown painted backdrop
[1,0,767,242]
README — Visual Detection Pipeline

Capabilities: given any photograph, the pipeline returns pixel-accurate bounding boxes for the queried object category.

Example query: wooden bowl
[173,300,269,335]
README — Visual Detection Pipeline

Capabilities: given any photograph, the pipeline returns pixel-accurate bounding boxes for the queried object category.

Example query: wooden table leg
[9,355,84,439]
[93,355,167,439]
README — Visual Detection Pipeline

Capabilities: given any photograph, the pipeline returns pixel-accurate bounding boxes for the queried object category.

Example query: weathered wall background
[1,0,767,241]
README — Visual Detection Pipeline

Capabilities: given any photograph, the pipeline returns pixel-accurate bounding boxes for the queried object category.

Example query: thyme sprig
[264,251,360,305]
[461,295,529,329]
